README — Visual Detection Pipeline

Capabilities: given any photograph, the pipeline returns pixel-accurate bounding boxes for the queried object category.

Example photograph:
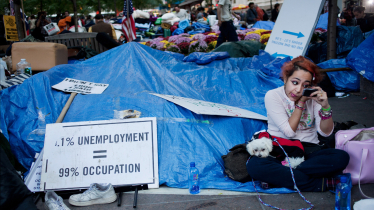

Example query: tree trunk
[114,0,117,16]
[71,0,78,32]
[327,0,337,60]
[14,0,25,40]
[98,0,101,14]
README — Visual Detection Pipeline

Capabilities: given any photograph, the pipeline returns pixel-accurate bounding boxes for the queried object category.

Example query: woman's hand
[310,86,329,109]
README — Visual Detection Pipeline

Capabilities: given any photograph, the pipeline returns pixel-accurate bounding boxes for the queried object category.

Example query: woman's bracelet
[295,104,305,111]
[319,109,332,120]
[321,105,331,112]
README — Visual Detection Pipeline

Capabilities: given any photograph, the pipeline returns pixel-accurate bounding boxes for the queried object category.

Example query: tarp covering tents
[0,43,295,193]
[347,32,374,83]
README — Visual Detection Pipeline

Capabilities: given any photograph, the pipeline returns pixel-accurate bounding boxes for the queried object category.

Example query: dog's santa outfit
[251,130,305,164]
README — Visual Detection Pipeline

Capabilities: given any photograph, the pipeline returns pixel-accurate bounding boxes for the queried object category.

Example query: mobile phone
[302,88,318,97]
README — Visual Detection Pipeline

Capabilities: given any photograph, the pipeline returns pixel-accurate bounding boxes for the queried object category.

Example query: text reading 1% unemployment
[55,137,74,147]
[59,167,79,177]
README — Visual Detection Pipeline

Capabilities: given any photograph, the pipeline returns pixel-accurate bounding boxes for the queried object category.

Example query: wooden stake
[56,92,77,123]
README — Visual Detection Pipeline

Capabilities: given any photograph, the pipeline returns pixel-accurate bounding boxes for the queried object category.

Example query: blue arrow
[272,52,293,58]
[282,30,304,38]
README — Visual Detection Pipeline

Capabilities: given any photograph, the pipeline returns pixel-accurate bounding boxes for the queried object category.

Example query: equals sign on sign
[93,150,107,159]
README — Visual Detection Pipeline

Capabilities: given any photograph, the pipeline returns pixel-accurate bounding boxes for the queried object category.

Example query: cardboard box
[12,42,68,71]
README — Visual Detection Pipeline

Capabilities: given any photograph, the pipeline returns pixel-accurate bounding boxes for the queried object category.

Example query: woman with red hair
[246,56,349,192]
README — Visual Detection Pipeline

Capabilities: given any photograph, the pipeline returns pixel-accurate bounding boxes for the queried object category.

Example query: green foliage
[1,0,163,16]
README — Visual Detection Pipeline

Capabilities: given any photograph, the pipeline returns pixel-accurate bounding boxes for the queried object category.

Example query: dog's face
[246,137,273,158]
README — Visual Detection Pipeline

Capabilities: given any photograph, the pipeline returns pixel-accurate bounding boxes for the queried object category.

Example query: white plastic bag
[43,23,60,36]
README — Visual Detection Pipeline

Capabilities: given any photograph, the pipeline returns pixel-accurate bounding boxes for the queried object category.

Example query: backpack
[221,143,251,183]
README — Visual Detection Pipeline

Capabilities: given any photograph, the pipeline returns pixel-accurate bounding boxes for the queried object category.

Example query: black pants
[246,148,349,192]
[215,21,238,49]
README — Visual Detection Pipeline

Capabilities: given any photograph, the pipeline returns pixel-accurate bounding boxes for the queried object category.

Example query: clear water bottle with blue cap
[188,162,200,194]
[335,176,351,210]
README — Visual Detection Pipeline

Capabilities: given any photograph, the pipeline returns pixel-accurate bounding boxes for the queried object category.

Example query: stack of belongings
[161,13,180,30]
[133,10,152,32]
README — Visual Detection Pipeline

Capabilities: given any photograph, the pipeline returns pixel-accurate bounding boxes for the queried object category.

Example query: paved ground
[36,94,374,210]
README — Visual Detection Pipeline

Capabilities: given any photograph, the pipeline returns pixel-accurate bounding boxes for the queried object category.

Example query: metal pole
[327,0,337,60]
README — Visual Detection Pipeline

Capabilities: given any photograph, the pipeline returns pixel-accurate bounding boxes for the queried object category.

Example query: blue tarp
[252,21,275,30]
[0,43,294,194]
[316,12,340,30]
[346,32,374,82]
[317,59,360,92]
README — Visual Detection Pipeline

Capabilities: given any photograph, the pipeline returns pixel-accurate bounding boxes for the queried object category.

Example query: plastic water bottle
[188,162,200,194]
[16,59,32,75]
[335,176,351,210]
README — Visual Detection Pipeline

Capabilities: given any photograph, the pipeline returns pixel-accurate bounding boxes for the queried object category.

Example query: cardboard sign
[52,78,109,94]
[41,118,158,190]
[265,0,325,58]
[4,15,19,41]
[151,93,267,121]
[25,150,44,192]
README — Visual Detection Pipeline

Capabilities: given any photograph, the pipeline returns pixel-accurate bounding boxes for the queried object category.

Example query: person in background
[29,15,36,33]
[65,11,70,18]
[68,16,85,32]
[255,4,264,21]
[80,15,85,26]
[88,14,117,41]
[240,10,246,23]
[353,6,374,33]
[271,3,280,22]
[196,7,205,20]
[246,2,257,25]
[340,1,355,26]
[216,0,240,49]
[174,6,189,21]
[208,7,215,15]
[33,11,50,41]
[58,16,72,34]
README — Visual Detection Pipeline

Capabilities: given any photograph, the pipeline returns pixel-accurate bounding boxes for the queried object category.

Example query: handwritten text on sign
[52,78,109,94]
[151,93,267,121]
[41,118,158,190]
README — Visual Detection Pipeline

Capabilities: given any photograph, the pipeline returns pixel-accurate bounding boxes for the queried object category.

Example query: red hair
[281,56,323,85]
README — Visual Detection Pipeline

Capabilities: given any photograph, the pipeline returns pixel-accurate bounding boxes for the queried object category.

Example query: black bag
[221,143,251,183]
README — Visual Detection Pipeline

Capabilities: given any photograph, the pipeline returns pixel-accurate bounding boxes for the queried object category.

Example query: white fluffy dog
[246,131,305,168]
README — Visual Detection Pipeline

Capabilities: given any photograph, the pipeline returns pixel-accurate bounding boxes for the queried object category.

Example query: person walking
[271,3,280,22]
[246,2,257,25]
[88,14,117,41]
[215,0,241,49]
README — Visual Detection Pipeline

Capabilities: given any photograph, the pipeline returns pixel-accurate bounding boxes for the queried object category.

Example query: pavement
[36,94,374,210]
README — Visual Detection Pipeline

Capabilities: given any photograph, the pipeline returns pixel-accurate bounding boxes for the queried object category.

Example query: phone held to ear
[302,88,318,97]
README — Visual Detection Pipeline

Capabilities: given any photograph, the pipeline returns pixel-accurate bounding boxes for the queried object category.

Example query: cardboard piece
[52,78,109,94]
[151,93,267,121]
[265,0,325,58]
[41,118,158,190]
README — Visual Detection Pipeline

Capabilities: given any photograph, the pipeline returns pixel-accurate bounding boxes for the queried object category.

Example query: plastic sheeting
[307,26,364,64]
[0,43,294,194]
[252,21,275,30]
[315,12,340,30]
[183,52,230,65]
[346,32,374,82]
[317,59,360,92]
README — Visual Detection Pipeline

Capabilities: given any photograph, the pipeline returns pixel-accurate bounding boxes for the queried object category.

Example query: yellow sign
[4,15,19,41]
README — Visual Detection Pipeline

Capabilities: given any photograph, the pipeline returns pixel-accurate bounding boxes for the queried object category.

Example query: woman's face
[284,69,312,101]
